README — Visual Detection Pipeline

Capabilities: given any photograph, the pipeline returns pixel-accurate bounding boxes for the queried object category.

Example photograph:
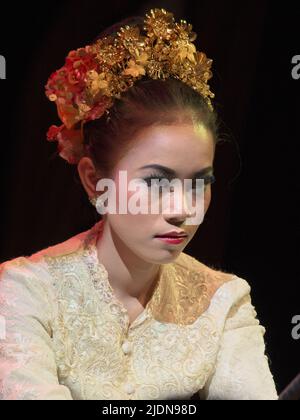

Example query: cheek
[114,176,150,211]
[189,187,211,208]
[109,187,157,233]
[204,187,212,212]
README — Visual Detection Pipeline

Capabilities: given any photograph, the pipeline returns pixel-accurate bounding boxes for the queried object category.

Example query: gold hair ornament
[45,8,214,164]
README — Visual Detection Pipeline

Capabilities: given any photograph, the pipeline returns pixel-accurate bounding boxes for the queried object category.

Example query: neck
[95,220,161,303]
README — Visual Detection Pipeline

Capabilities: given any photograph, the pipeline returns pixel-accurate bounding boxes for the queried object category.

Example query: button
[121,340,132,354]
[123,382,135,394]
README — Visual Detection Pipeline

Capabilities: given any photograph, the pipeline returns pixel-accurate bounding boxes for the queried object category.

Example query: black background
[1,0,299,394]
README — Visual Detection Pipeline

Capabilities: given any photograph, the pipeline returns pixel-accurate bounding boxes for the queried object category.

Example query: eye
[142,174,174,192]
[143,174,216,190]
[143,174,166,186]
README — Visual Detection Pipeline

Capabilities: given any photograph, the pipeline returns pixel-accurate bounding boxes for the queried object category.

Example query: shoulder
[0,224,95,303]
[0,255,55,331]
[173,250,245,291]
[0,221,96,278]
[150,250,252,325]
[171,251,252,320]
[0,254,55,317]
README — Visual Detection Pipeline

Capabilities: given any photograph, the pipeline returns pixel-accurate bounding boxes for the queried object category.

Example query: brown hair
[82,16,220,178]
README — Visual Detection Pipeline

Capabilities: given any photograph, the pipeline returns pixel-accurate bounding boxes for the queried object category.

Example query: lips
[155,236,186,245]
[155,232,187,238]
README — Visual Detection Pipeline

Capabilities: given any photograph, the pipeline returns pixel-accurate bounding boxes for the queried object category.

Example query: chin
[150,250,182,264]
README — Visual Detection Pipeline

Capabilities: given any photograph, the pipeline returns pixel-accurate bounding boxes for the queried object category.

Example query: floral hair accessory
[45,8,215,164]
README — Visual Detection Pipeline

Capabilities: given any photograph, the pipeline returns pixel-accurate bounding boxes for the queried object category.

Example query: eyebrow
[138,164,214,179]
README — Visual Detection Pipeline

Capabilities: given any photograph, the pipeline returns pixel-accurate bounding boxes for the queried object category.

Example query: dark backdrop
[1,0,299,394]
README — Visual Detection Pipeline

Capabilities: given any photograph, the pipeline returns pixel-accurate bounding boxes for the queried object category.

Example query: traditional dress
[0,219,278,400]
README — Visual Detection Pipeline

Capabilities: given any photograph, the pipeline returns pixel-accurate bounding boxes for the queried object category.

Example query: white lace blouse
[0,220,278,400]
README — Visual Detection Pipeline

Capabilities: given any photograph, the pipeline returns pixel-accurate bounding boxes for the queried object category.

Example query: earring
[89,195,106,215]
[89,196,98,207]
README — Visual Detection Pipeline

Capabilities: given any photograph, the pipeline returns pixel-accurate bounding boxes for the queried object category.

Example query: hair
[82,16,220,178]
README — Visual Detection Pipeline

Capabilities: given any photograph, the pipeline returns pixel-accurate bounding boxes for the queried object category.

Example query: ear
[77,157,100,197]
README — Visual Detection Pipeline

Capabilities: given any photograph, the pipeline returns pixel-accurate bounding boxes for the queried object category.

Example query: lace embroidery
[0,220,277,400]
[79,218,236,326]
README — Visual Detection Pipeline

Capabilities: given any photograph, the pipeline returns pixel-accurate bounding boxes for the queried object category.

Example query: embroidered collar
[80,219,235,326]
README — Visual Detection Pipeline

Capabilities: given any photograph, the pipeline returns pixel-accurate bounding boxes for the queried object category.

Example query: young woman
[0,8,278,400]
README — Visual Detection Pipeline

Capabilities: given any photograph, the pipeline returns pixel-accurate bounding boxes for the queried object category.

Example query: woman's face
[101,122,215,264]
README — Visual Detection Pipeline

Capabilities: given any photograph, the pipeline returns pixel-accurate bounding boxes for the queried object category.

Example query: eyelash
[142,174,216,189]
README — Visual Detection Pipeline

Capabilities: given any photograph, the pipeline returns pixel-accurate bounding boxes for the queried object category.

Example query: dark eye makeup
[142,173,216,188]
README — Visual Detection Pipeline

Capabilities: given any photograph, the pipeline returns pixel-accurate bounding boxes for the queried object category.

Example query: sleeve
[199,288,279,400]
[0,258,73,400]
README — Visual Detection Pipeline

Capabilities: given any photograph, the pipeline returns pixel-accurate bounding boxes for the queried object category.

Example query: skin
[78,122,215,324]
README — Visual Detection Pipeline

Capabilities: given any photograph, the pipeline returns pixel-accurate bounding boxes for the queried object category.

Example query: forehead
[116,123,215,173]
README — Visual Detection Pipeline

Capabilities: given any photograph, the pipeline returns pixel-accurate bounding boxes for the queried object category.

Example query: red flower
[46,124,65,141]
